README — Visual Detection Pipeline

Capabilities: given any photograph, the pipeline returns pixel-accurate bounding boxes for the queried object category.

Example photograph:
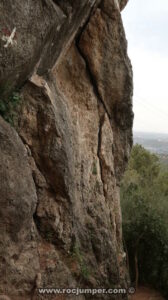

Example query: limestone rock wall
[0,1,133,299]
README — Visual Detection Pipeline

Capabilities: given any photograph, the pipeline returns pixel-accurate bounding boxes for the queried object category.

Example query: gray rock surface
[0,117,39,298]
[0,0,133,299]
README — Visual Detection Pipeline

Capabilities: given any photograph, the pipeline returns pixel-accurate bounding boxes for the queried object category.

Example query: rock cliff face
[0,0,133,299]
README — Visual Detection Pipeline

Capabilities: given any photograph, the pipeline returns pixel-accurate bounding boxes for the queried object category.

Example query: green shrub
[121,145,168,296]
[0,90,21,126]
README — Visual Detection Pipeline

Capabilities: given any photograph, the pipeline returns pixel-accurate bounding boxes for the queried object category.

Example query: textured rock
[119,0,129,11]
[0,0,133,299]
[0,0,98,92]
[0,117,39,298]
[0,0,64,91]
[79,0,133,180]
[0,296,11,300]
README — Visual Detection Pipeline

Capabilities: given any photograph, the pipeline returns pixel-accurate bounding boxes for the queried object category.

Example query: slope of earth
[132,287,165,300]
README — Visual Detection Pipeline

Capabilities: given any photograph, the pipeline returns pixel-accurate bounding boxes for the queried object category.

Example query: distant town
[134,131,168,167]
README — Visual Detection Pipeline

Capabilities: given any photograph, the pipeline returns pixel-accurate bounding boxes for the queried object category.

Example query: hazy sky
[122,0,168,133]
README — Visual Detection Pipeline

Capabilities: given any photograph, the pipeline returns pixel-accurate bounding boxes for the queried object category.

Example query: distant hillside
[134,131,168,155]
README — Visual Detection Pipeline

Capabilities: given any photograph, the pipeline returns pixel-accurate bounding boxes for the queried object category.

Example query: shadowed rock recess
[0,0,133,299]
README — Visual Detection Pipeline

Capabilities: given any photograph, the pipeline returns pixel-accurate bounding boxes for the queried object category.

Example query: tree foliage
[121,144,168,295]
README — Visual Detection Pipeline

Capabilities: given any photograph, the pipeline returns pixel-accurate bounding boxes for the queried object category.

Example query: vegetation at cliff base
[121,144,168,296]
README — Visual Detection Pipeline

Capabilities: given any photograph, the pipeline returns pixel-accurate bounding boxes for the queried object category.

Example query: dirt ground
[131,286,165,300]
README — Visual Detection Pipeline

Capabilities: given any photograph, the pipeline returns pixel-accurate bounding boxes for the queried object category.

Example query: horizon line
[133,130,168,135]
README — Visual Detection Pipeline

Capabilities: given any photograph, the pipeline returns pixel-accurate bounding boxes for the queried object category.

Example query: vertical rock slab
[0,0,133,299]
[0,117,39,298]
[79,0,133,180]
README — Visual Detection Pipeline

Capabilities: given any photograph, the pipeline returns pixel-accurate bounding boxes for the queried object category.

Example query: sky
[122,0,168,134]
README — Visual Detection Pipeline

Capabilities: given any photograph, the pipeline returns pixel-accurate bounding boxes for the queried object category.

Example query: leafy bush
[121,144,168,296]
[0,90,21,125]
